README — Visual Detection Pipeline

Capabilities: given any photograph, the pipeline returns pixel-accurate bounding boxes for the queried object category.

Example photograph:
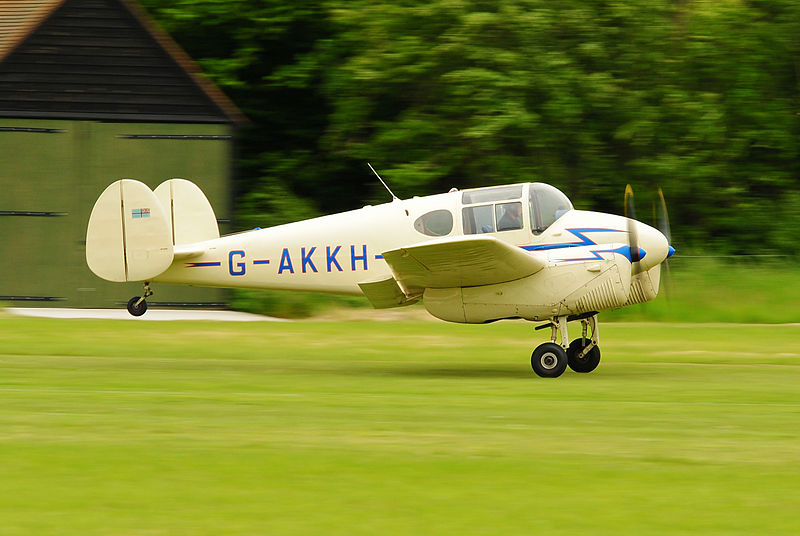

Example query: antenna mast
[367,162,399,201]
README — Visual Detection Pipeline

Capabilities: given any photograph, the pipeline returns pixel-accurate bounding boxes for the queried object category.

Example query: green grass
[1,316,799,535]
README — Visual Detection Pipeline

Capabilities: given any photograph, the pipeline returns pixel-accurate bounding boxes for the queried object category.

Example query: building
[0,0,244,308]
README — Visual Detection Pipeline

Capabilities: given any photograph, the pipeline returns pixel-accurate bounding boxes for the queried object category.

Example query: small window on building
[461,184,522,204]
[414,210,454,236]
[495,202,523,231]
[462,205,495,234]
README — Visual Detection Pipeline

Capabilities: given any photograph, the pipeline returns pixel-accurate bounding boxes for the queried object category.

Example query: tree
[141,0,800,254]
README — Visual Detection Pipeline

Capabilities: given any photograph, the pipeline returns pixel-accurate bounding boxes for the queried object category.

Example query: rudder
[86,179,174,282]
[153,178,219,246]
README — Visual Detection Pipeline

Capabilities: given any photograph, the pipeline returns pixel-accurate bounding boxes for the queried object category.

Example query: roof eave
[0,0,68,64]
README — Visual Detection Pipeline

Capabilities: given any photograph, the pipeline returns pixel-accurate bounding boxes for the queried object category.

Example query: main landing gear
[531,313,601,378]
[126,282,153,317]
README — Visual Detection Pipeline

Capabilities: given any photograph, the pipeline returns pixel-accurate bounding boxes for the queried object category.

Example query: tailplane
[86,178,219,282]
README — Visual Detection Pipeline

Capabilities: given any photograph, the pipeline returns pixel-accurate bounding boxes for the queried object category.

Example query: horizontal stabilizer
[358,277,420,309]
[382,235,545,290]
[173,245,207,260]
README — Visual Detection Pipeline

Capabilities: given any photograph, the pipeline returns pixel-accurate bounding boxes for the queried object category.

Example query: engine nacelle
[625,264,661,306]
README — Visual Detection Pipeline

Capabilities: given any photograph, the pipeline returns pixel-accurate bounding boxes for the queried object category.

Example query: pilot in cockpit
[497,203,523,231]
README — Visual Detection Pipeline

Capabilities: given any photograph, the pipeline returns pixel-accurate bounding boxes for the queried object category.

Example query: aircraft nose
[636,221,670,270]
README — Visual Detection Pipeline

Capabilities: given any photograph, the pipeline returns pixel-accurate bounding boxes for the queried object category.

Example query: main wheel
[126,296,147,317]
[531,343,568,378]
[567,338,601,373]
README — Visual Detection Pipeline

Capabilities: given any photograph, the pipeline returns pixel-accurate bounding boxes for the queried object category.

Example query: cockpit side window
[413,209,454,236]
[529,183,573,234]
[462,184,525,235]
[495,202,523,231]
[462,205,495,234]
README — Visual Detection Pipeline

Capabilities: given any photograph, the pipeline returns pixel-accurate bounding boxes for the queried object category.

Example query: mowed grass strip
[1,316,799,535]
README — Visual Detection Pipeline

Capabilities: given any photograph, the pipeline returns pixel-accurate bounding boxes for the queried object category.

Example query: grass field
[1,314,799,535]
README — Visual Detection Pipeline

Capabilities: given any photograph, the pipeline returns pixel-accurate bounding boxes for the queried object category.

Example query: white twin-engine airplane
[86,178,674,377]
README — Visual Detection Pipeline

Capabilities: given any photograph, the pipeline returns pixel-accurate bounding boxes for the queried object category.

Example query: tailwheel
[126,296,147,317]
[531,342,568,378]
[126,282,153,317]
[567,338,601,373]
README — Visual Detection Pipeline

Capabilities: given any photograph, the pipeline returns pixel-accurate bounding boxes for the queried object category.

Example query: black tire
[531,343,568,378]
[127,296,147,317]
[567,338,601,373]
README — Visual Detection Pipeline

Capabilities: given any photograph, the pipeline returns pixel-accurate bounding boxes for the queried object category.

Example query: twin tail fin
[86,178,218,282]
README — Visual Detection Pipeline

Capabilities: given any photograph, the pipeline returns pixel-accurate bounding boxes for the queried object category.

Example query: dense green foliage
[140,0,800,254]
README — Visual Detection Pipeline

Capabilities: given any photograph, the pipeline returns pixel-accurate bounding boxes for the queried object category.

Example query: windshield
[529,183,572,233]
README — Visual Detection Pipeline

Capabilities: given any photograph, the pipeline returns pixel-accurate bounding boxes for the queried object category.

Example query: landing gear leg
[126,282,153,317]
[531,316,569,378]
[567,315,601,373]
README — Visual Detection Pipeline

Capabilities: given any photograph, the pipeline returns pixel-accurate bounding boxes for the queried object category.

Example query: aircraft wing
[381,235,546,291]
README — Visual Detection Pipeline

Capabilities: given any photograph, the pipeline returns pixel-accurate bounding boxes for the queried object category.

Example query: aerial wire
[367,162,399,201]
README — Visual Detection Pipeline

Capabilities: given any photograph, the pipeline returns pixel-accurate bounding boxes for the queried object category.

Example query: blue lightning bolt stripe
[521,228,627,251]
[555,245,645,263]
[186,262,221,267]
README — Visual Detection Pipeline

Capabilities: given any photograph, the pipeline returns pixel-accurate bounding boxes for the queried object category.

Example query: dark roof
[0,0,245,123]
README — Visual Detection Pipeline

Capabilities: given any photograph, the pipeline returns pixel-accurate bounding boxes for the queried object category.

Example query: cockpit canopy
[412,182,572,237]
[461,182,572,235]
